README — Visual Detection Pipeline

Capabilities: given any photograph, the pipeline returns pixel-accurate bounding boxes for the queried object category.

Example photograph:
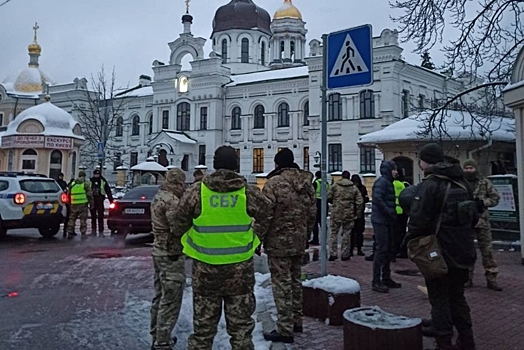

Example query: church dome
[274,0,302,20]
[212,0,271,36]
[13,67,47,93]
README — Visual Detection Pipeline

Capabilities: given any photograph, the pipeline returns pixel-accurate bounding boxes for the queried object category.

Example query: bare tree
[390,0,524,82]
[68,66,131,175]
[0,0,13,7]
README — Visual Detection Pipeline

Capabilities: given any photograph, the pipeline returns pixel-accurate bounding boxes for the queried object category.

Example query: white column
[515,108,524,264]
[284,40,291,60]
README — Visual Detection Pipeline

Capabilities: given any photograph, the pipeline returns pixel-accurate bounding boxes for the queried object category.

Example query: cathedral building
[0,0,480,184]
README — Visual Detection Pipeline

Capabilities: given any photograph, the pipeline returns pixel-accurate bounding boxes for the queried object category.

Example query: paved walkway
[294,246,524,350]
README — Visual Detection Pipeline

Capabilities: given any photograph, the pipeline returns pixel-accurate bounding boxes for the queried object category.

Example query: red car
[107,185,159,238]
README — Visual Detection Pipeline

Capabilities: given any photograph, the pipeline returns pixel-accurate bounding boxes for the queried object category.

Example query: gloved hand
[474,198,485,212]
[255,245,262,256]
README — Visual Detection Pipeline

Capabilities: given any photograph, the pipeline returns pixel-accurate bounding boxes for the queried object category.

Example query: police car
[0,172,67,238]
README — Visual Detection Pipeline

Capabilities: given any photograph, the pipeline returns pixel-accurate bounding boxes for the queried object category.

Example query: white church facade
[0,0,483,184]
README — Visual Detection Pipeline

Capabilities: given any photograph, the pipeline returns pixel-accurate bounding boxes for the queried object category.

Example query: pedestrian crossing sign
[327,25,373,89]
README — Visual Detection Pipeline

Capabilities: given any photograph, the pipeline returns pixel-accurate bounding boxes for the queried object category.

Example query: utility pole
[320,34,329,277]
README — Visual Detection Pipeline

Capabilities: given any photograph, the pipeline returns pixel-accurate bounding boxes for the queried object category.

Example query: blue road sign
[327,25,373,89]
[97,142,104,160]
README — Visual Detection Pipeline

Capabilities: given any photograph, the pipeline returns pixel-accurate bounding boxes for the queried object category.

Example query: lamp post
[313,151,321,168]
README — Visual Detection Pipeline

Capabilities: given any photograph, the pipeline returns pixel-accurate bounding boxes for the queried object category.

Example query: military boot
[456,332,476,350]
[263,330,294,343]
[487,280,502,291]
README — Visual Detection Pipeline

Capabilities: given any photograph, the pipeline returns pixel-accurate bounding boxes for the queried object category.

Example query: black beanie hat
[213,146,238,171]
[418,143,444,165]
[274,148,295,168]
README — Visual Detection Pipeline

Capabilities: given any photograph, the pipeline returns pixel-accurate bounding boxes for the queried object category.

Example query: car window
[0,181,8,191]
[123,186,159,199]
[19,179,60,193]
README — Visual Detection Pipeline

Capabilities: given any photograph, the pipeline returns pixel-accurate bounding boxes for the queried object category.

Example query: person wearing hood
[66,171,93,238]
[327,171,363,261]
[150,168,186,350]
[350,174,369,256]
[173,146,270,350]
[261,148,316,344]
[407,143,477,350]
[370,160,401,293]
[463,158,502,291]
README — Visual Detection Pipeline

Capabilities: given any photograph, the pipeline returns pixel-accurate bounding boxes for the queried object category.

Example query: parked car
[0,172,67,238]
[107,185,159,238]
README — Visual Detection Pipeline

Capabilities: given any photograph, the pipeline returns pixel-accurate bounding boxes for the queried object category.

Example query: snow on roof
[116,85,153,98]
[344,306,421,330]
[130,161,168,172]
[302,275,360,294]
[226,66,309,87]
[503,80,524,92]
[164,130,197,144]
[3,101,84,140]
[358,110,515,145]
[1,82,40,98]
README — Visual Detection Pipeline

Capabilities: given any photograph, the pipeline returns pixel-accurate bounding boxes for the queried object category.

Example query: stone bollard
[343,306,422,350]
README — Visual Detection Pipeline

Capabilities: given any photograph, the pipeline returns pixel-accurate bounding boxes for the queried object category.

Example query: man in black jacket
[407,143,476,350]
[90,169,114,236]
[371,160,400,293]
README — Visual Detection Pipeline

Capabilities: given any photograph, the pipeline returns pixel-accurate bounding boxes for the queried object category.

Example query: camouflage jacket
[262,167,316,257]
[327,179,364,223]
[468,175,500,229]
[173,169,271,247]
[151,182,184,256]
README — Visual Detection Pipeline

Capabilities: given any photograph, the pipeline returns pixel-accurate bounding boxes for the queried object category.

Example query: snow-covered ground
[28,254,278,349]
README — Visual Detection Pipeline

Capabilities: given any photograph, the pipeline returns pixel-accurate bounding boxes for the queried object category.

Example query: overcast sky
[0,0,446,87]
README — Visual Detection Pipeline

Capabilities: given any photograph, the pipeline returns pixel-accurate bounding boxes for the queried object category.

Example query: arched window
[241,38,249,63]
[261,42,266,66]
[328,93,342,121]
[131,115,140,136]
[280,41,285,59]
[359,89,375,119]
[115,117,124,137]
[303,101,309,126]
[231,107,242,130]
[49,150,63,179]
[21,149,38,172]
[278,102,290,127]
[290,41,295,61]
[254,105,265,129]
[221,39,228,64]
[177,102,191,131]
[148,114,153,135]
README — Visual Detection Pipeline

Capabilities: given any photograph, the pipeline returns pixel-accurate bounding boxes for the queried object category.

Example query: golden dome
[274,0,302,20]
[28,42,42,55]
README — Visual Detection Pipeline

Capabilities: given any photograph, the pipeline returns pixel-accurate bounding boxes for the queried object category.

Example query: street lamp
[313,151,321,168]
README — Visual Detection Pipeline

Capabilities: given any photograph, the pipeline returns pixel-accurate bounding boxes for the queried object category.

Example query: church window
[278,102,290,127]
[261,42,266,66]
[200,107,208,130]
[222,39,228,64]
[360,147,376,173]
[328,144,342,172]
[241,38,249,63]
[131,115,140,136]
[115,117,124,137]
[303,101,309,126]
[280,41,285,59]
[148,114,153,135]
[231,107,241,130]
[254,105,265,129]
[0,112,3,126]
[328,93,342,121]
[401,90,410,119]
[177,102,191,131]
[290,41,295,61]
[162,110,169,129]
[359,90,375,119]
[181,155,189,171]
[198,145,206,165]
[130,152,138,167]
[253,148,264,173]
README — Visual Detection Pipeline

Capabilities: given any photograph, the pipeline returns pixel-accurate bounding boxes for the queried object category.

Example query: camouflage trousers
[188,260,255,350]
[470,228,499,283]
[329,220,355,259]
[67,204,88,235]
[268,255,303,337]
[150,255,185,349]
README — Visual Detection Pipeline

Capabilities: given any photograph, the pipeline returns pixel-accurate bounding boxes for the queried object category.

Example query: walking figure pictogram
[334,40,363,76]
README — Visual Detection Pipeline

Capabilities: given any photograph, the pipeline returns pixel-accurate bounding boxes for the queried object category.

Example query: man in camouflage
[66,171,93,238]
[463,159,502,291]
[173,146,270,350]
[150,168,187,350]
[328,170,364,261]
[262,148,316,344]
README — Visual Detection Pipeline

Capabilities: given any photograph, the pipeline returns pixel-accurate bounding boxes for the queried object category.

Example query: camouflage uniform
[66,176,93,236]
[150,169,186,350]
[327,178,364,259]
[467,174,500,284]
[173,169,270,350]
[262,168,316,337]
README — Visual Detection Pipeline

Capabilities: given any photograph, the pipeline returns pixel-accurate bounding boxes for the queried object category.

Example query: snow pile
[302,275,360,294]
[344,306,421,330]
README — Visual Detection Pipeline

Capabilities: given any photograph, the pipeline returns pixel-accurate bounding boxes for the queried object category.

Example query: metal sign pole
[320,34,329,277]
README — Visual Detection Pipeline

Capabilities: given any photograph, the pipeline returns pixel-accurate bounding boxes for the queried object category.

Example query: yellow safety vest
[393,180,405,215]
[181,183,259,265]
[70,181,88,205]
[315,179,330,199]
